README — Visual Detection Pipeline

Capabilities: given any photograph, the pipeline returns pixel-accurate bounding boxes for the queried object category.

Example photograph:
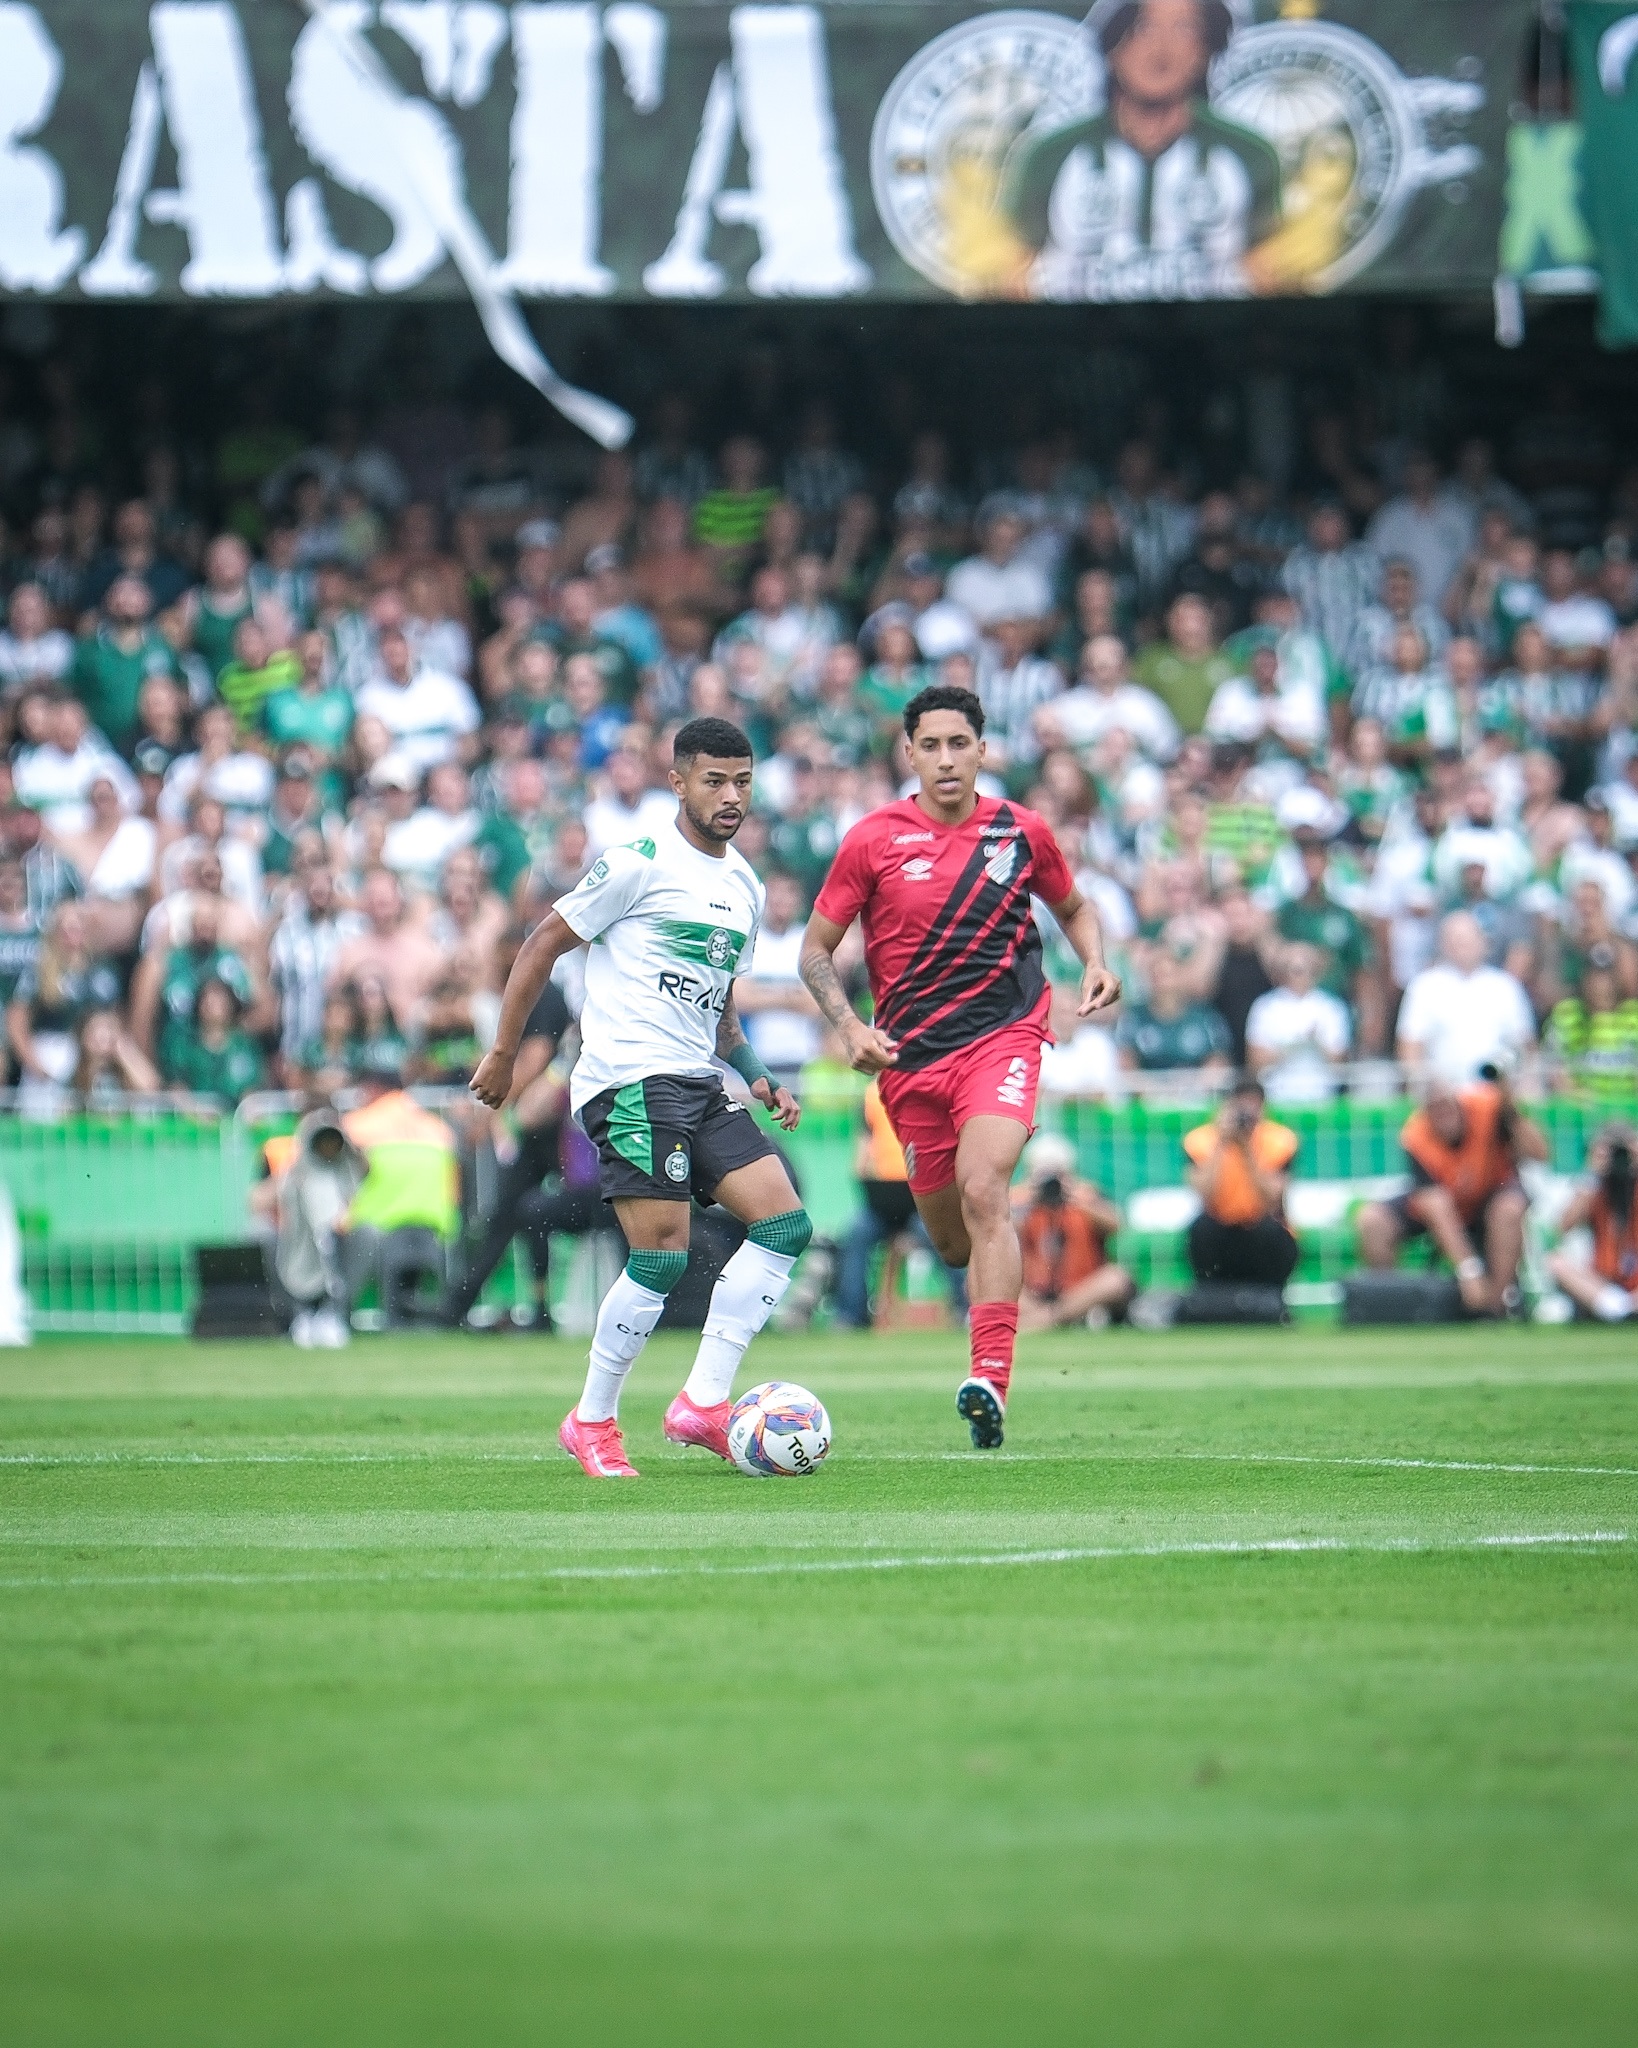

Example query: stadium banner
[0,0,1528,307]
[1567,1,1638,345]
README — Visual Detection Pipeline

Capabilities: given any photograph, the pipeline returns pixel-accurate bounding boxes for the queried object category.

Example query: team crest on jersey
[664,1146,690,1183]
[901,856,935,881]
[983,840,1017,887]
[706,928,735,968]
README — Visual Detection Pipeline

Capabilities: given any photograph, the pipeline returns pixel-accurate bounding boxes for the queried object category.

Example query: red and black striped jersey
[813,797,1073,1072]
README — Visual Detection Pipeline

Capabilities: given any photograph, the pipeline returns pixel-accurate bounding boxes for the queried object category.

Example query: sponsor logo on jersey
[656,971,729,1012]
[585,857,610,886]
[709,901,736,914]
[900,856,935,881]
[664,1147,690,1183]
[892,830,936,845]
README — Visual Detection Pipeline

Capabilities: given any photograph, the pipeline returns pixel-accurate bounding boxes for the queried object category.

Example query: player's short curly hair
[1091,0,1235,63]
[904,684,984,740]
[673,715,753,763]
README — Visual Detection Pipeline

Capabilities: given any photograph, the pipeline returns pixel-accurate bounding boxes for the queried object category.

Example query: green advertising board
[0,1,1529,308]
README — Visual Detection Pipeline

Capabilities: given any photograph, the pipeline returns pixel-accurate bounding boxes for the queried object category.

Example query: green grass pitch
[1,1324,1635,2047]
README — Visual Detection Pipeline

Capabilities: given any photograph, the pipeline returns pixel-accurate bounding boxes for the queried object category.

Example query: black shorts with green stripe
[578,1074,776,1205]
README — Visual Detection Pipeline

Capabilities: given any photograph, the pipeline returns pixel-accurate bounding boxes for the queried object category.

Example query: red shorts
[878,999,1051,1195]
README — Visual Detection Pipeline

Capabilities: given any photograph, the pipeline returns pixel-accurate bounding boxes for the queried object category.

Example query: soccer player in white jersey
[471,718,811,1478]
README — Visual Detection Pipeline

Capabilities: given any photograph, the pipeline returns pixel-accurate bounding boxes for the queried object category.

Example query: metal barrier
[0,1091,251,1333]
[0,1070,1630,1332]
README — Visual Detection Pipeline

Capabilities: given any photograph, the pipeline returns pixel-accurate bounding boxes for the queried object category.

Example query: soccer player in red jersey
[800,684,1120,1447]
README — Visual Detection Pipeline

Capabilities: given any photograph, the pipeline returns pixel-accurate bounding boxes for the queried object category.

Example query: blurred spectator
[1357,558,1450,671]
[71,575,181,750]
[216,616,299,732]
[1366,451,1472,612]
[1545,945,1638,1100]
[72,1004,159,1102]
[583,744,674,857]
[13,695,137,835]
[1546,1121,1638,1322]
[735,871,821,1089]
[1245,941,1351,1102]
[1134,595,1236,737]
[1283,503,1378,678]
[1037,633,1179,763]
[0,584,72,689]
[1014,1133,1134,1331]
[1396,912,1535,1084]
[1182,1078,1300,1288]
[945,510,1051,635]
[1116,946,1231,1073]
[1356,1077,1546,1315]
[329,867,444,1033]
[5,901,122,1099]
[162,973,265,1101]
[1274,828,1379,1051]
[355,625,479,774]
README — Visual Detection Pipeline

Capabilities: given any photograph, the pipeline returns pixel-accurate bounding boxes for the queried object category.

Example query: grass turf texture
[1,1327,1634,2048]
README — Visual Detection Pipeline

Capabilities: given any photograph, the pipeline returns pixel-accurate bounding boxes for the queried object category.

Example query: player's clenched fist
[840,1020,899,1075]
[469,1049,515,1108]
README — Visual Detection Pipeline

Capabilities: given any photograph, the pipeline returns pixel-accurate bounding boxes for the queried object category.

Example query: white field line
[0,1530,1626,1592]
[3,1448,1636,1480]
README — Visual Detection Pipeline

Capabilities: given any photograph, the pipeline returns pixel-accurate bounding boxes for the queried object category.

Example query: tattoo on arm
[800,947,856,1031]
[715,991,747,1061]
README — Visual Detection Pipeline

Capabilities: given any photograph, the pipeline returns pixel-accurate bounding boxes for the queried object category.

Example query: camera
[1036,1175,1067,1209]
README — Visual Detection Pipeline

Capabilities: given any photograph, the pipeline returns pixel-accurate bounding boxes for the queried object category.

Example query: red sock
[969,1303,1018,1403]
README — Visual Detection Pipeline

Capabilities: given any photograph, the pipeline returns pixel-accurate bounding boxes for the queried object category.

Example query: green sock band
[626,1248,689,1294]
[747,1209,813,1258]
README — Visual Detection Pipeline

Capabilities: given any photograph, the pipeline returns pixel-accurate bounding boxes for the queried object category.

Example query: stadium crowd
[0,347,1633,1125]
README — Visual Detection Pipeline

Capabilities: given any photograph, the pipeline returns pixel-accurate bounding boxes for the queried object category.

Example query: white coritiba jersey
[555,817,764,1115]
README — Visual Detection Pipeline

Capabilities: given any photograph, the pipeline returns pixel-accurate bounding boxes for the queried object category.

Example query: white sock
[1593,1282,1635,1323]
[577,1270,670,1422]
[683,1242,797,1407]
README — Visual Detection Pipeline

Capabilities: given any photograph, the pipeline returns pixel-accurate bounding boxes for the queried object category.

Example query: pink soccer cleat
[559,1408,639,1478]
[662,1389,734,1462]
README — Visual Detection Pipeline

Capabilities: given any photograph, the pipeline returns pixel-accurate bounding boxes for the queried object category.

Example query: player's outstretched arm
[1048,888,1121,1018]
[799,914,898,1074]
[717,990,801,1131]
[469,908,582,1108]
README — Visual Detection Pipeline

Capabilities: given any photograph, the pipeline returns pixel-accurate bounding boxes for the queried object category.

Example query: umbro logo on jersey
[891,830,935,845]
[900,857,935,880]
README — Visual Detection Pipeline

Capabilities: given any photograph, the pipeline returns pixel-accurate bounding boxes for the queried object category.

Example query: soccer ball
[726,1381,832,1478]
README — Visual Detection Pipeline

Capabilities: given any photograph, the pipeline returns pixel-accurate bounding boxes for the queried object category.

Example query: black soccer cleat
[956,1376,1006,1450]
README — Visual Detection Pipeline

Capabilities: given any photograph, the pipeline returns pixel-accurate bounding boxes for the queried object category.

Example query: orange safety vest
[1400,1085,1513,1225]
[862,1082,907,1183]
[1182,1120,1299,1227]
[263,1132,299,1179]
[1591,1188,1638,1288]
[1019,1202,1105,1298]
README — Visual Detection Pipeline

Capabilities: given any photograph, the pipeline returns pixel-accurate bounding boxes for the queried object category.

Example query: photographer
[1014,1134,1134,1332]
[1182,1078,1300,1288]
[1356,1072,1548,1316]
[1545,1123,1638,1323]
